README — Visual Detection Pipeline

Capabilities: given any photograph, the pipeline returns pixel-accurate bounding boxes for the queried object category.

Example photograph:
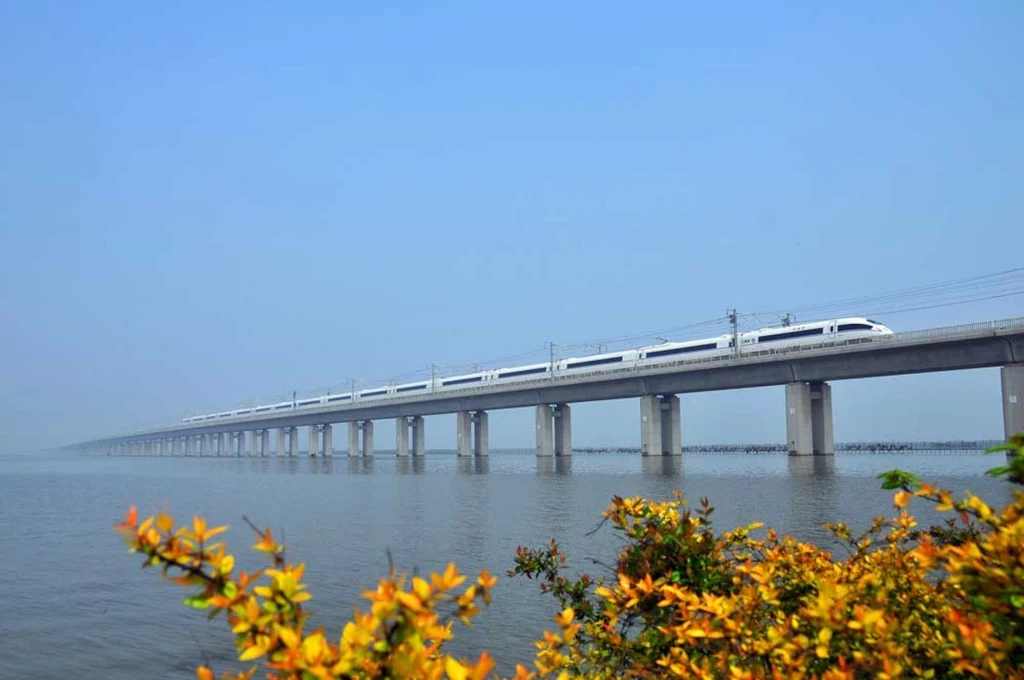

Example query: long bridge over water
[76,317,1024,458]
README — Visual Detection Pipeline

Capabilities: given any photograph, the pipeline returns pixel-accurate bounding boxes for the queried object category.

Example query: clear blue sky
[1,2,1021,453]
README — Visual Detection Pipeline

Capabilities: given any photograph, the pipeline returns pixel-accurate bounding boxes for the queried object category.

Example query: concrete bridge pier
[1003,364,1024,443]
[322,424,333,457]
[276,428,286,457]
[473,411,489,456]
[536,405,553,456]
[554,404,571,456]
[186,436,194,457]
[361,421,374,456]
[348,422,359,457]
[261,429,270,457]
[456,412,472,456]
[288,427,299,457]
[786,381,834,455]
[536,404,572,456]
[411,416,426,456]
[308,425,320,457]
[396,418,410,456]
[640,395,681,456]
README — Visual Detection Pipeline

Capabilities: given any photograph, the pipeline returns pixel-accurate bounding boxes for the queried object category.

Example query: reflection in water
[641,455,683,477]
[308,458,334,474]
[348,456,374,475]
[277,458,301,475]
[249,458,272,474]
[457,457,490,475]
[395,457,427,475]
[787,455,837,477]
[787,454,838,545]
[536,456,573,475]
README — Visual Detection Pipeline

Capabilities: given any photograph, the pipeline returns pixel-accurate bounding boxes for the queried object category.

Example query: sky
[0,2,1021,454]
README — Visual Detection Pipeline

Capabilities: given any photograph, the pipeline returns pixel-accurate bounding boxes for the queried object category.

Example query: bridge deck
[78,317,1024,446]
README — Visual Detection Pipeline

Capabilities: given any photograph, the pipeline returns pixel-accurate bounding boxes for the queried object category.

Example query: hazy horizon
[2,3,1022,454]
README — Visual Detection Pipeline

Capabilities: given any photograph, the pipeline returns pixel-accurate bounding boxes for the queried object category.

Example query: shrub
[116,435,1024,679]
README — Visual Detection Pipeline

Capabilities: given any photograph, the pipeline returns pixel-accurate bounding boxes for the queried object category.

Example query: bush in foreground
[115,436,1024,679]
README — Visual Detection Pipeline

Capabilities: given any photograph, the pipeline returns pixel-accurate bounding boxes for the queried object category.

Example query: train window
[646,343,716,358]
[442,376,483,386]
[326,395,350,401]
[566,356,623,369]
[499,367,548,378]
[396,384,427,393]
[838,323,873,332]
[758,328,824,343]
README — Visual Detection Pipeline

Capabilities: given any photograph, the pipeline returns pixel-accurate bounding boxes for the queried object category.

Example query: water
[0,450,1014,678]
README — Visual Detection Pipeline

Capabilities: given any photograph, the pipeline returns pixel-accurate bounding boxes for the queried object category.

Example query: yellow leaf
[279,626,300,650]
[193,516,207,538]
[204,526,227,541]
[445,656,469,680]
[863,609,884,626]
[413,576,432,601]
[157,514,174,533]
[196,666,215,680]
[238,645,266,661]
[220,555,235,574]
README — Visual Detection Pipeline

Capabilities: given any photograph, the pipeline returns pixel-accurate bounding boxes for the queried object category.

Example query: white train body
[180,317,892,423]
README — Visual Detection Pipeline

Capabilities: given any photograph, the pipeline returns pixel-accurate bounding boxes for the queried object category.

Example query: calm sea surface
[0,449,1014,678]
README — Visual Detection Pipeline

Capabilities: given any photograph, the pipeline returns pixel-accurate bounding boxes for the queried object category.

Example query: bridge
[76,317,1024,458]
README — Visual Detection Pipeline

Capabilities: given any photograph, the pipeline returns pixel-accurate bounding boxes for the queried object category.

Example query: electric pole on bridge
[727,309,740,356]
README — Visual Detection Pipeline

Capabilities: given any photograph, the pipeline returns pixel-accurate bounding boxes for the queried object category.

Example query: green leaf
[183,595,211,610]
[877,469,921,490]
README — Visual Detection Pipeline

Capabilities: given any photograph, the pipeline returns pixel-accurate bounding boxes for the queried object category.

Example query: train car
[272,401,294,411]
[358,386,389,401]
[295,396,324,408]
[438,370,496,390]
[494,362,550,382]
[324,392,353,404]
[391,380,432,396]
[744,318,891,348]
[557,349,640,373]
[639,335,732,364]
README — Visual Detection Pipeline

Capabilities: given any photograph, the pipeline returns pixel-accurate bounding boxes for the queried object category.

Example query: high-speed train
[181,317,892,423]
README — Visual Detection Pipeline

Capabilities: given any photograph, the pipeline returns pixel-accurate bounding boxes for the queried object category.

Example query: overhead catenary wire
[211,267,1024,415]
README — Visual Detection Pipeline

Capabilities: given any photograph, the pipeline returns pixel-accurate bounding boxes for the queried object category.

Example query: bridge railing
[889,317,1024,343]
